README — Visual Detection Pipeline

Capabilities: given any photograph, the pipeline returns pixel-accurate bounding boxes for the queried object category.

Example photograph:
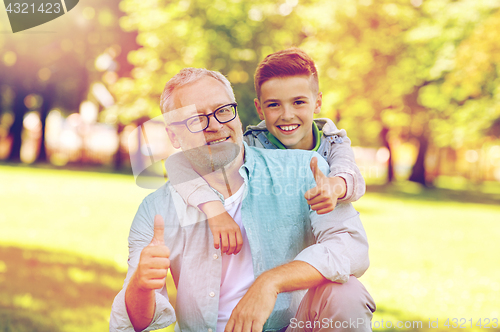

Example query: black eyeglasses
[170,103,238,133]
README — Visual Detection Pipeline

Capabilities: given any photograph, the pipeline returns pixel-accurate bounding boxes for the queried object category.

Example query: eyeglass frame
[169,103,238,133]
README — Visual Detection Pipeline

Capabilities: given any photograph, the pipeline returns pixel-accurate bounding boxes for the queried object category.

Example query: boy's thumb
[310,157,325,183]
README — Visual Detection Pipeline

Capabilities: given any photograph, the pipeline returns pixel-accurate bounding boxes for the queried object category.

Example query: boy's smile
[254,75,322,150]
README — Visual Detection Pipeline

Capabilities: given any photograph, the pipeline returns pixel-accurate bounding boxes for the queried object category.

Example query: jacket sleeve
[109,198,176,331]
[165,152,221,211]
[319,119,366,203]
[294,153,369,283]
[328,134,366,203]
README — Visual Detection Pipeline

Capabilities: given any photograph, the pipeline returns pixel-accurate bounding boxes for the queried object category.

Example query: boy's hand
[208,212,243,255]
[200,201,243,255]
[304,157,347,214]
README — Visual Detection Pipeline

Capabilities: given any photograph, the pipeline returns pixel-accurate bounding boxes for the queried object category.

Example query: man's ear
[165,127,181,149]
[254,98,265,120]
[314,92,322,115]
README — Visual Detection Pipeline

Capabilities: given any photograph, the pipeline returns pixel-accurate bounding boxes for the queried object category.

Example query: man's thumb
[310,157,325,183]
[151,214,165,246]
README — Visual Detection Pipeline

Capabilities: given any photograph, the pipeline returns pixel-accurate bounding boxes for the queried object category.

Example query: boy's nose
[281,105,295,121]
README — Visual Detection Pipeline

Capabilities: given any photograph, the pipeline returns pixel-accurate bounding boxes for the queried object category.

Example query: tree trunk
[8,88,28,162]
[113,123,125,170]
[409,132,429,185]
[37,84,54,163]
[380,126,394,183]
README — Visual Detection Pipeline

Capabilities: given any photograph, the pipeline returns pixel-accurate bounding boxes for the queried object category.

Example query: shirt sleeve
[326,133,366,203]
[294,153,370,284]
[165,152,221,210]
[109,199,176,331]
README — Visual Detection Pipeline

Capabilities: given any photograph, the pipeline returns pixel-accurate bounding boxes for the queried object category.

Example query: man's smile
[207,137,230,145]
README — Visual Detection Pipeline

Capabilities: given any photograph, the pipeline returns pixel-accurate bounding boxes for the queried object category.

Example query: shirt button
[208,329,213,332]
[209,291,215,297]
[213,254,218,260]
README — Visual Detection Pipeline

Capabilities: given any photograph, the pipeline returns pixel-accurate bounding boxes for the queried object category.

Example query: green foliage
[0,0,131,114]
[111,0,317,127]
[110,0,500,155]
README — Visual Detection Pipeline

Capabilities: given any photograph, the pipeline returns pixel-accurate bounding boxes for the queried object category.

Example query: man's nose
[205,114,223,131]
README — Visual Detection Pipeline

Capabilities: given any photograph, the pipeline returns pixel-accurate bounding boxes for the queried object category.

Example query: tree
[0,0,138,163]
[108,0,316,128]
[103,0,500,183]
[300,0,500,184]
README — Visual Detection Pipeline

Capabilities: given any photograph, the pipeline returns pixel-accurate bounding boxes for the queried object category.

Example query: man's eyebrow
[198,102,231,114]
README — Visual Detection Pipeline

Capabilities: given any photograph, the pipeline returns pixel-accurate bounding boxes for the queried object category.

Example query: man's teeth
[279,125,299,131]
[208,138,227,145]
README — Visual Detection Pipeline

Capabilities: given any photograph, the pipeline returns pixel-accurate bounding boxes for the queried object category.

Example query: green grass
[0,164,149,268]
[356,183,500,331]
[1,164,499,331]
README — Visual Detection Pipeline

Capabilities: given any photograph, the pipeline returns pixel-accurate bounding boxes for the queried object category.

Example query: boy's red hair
[254,47,319,99]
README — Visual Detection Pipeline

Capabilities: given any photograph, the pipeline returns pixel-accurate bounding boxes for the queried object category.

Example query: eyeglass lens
[186,104,236,132]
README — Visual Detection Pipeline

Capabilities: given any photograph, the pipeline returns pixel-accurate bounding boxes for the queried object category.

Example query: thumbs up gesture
[135,215,171,291]
[304,157,347,214]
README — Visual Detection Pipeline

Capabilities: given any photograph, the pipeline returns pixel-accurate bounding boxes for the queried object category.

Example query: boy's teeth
[208,138,226,145]
[279,125,299,131]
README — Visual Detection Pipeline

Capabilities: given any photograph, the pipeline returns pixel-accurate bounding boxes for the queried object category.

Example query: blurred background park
[1,0,500,331]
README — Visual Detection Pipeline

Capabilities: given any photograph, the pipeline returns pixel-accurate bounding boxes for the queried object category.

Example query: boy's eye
[294,100,306,105]
[267,103,279,108]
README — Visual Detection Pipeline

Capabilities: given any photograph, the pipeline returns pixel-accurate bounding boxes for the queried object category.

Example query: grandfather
[110,68,375,332]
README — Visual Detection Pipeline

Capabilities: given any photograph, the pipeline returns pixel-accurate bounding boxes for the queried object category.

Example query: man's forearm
[224,260,329,332]
[125,273,156,332]
[258,260,327,294]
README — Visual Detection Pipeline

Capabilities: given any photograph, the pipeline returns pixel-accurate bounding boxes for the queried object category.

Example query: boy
[165,48,365,255]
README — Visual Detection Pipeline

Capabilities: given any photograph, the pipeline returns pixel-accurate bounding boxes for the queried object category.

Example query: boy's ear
[314,92,322,114]
[254,98,266,120]
[165,127,181,149]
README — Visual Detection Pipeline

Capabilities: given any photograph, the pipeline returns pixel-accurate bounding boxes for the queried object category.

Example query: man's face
[166,76,244,172]
[254,75,322,150]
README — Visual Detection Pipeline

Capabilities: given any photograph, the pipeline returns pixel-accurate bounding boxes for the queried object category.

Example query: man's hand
[304,157,346,214]
[225,261,327,332]
[224,277,278,332]
[201,201,243,255]
[135,215,171,290]
[126,215,170,331]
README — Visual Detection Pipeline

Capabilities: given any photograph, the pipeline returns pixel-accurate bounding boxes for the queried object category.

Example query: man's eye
[217,107,231,114]
[187,117,203,126]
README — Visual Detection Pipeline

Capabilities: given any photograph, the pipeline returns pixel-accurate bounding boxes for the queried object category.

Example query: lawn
[0,164,499,331]
[356,183,500,331]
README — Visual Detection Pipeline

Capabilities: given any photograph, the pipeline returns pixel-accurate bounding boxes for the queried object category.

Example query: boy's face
[254,75,322,150]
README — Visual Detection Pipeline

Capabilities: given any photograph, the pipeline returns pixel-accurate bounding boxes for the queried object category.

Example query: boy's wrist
[199,200,226,218]
[331,176,347,199]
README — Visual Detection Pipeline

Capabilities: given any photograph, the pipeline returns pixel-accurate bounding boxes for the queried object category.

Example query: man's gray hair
[160,68,236,114]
